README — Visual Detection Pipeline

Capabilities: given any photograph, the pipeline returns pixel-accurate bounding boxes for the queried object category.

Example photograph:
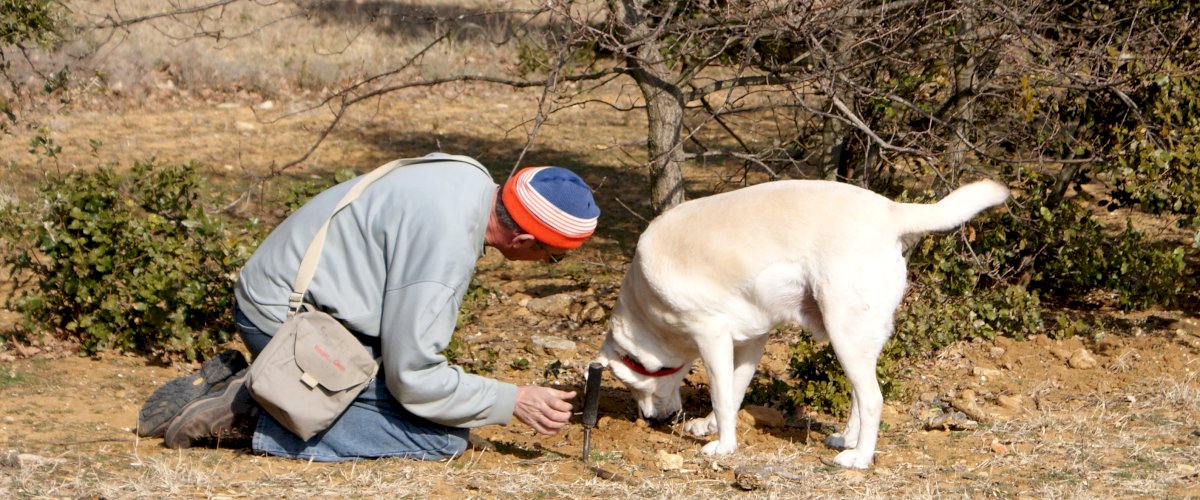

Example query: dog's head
[594,316,691,426]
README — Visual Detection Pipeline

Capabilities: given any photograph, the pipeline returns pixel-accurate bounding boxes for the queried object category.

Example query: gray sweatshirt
[234,153,518,428]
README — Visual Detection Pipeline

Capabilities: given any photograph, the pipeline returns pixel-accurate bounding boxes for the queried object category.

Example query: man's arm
[379,282,518,427]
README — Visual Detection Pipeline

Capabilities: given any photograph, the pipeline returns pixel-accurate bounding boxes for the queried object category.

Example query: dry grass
[19,0,532,99]
[2,332,1198,498]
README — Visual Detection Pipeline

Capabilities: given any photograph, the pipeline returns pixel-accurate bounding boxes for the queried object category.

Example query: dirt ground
[2,85,1199,498]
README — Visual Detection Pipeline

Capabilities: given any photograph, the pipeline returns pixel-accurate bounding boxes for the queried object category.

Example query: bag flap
[292,312,379,391]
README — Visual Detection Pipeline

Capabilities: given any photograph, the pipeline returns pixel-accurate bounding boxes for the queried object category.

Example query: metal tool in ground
[581,362,603,462]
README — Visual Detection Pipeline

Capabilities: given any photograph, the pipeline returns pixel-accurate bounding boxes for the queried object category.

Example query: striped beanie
[501,167,600,249]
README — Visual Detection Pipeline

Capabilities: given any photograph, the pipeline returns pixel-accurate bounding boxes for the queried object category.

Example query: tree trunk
[947,14,978,187]
[636,68,687,213]
[610,0,687,214]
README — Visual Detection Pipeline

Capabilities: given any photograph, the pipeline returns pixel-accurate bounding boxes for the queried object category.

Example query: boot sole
[163,373,252,449]
[137,350,248,438]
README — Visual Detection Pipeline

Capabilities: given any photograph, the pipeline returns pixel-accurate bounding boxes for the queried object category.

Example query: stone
[950,395,991,424]
[926,411,978,431]
[996,394,1023,412]
[655,450,684,471]
[972,366,1003,379]
[530,335,576,353]
[738,405,785,428]
[1068,348,1098,369]
[579,302,607,323]
[526,293,575,318]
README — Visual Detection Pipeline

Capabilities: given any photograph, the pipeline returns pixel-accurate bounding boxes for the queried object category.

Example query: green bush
[0,162,257,362]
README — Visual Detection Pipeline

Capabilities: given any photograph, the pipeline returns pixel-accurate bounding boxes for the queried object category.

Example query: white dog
[593,179,1009,469]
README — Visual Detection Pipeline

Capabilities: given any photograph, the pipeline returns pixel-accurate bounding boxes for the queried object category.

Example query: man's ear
[511,232,538,248]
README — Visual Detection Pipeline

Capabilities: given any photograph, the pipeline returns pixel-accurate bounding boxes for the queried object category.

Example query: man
[137,153,600,461]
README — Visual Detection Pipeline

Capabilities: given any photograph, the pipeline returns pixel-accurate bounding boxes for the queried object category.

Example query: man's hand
[513,386,576,435]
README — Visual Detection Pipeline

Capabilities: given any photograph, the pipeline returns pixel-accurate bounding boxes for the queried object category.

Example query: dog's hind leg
[823,310,894,470]
[684,334,769,439]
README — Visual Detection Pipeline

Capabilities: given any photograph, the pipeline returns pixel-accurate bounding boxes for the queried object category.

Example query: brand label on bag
[293,314,378,392]
[313,343,347,373]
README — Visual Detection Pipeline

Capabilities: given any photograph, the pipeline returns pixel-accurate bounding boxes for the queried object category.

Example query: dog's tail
[892,180,1010,236]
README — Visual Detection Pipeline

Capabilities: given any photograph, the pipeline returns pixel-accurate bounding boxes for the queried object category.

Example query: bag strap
[287,155,488,316]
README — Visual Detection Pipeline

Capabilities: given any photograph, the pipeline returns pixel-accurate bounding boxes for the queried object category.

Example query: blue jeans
[235,307,469,462]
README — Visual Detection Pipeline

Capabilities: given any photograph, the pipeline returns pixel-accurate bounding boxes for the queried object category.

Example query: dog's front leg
[685,335,768,439]
[695,335,741,455]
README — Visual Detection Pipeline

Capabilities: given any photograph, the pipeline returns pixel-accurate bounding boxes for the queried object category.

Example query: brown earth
[2,86,1199,498]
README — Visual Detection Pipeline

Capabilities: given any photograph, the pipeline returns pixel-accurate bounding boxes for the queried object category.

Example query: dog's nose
[639,410,680,427]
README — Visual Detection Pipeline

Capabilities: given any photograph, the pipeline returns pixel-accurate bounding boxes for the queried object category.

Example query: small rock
[738,406,785,429]
[972,366,1003,379]
[234,121,257,132]
[926,411,978,431]
[526,293,575,318]
[733,465,775,490]
[1068,349,1098,369]
[580,302,607,323]
[510,293,532,307]
[655,450,684,471]
[950,395,991,424]
[996,394,1023,412]
[530,335,576,353]
[988,346,1006,358]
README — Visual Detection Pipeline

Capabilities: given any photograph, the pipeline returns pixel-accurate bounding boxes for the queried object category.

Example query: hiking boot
[137,349,249,438]
[163,370,258,449]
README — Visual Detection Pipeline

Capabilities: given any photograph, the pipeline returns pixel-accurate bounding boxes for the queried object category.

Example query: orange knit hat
[501,167,600,249]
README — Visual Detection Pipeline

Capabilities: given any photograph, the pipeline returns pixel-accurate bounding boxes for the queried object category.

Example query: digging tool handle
[583,362,603,428]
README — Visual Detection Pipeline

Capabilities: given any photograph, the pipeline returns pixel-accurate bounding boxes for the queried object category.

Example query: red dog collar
[621,355,684,378]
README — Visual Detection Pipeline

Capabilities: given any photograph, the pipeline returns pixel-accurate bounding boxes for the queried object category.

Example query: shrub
[0,161,258,362]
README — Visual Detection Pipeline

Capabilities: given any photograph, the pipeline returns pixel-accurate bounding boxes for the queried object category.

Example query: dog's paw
[682,414,717,436]
[832,449,872,470]
[823,433,857,450]
[701,439,737,456]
